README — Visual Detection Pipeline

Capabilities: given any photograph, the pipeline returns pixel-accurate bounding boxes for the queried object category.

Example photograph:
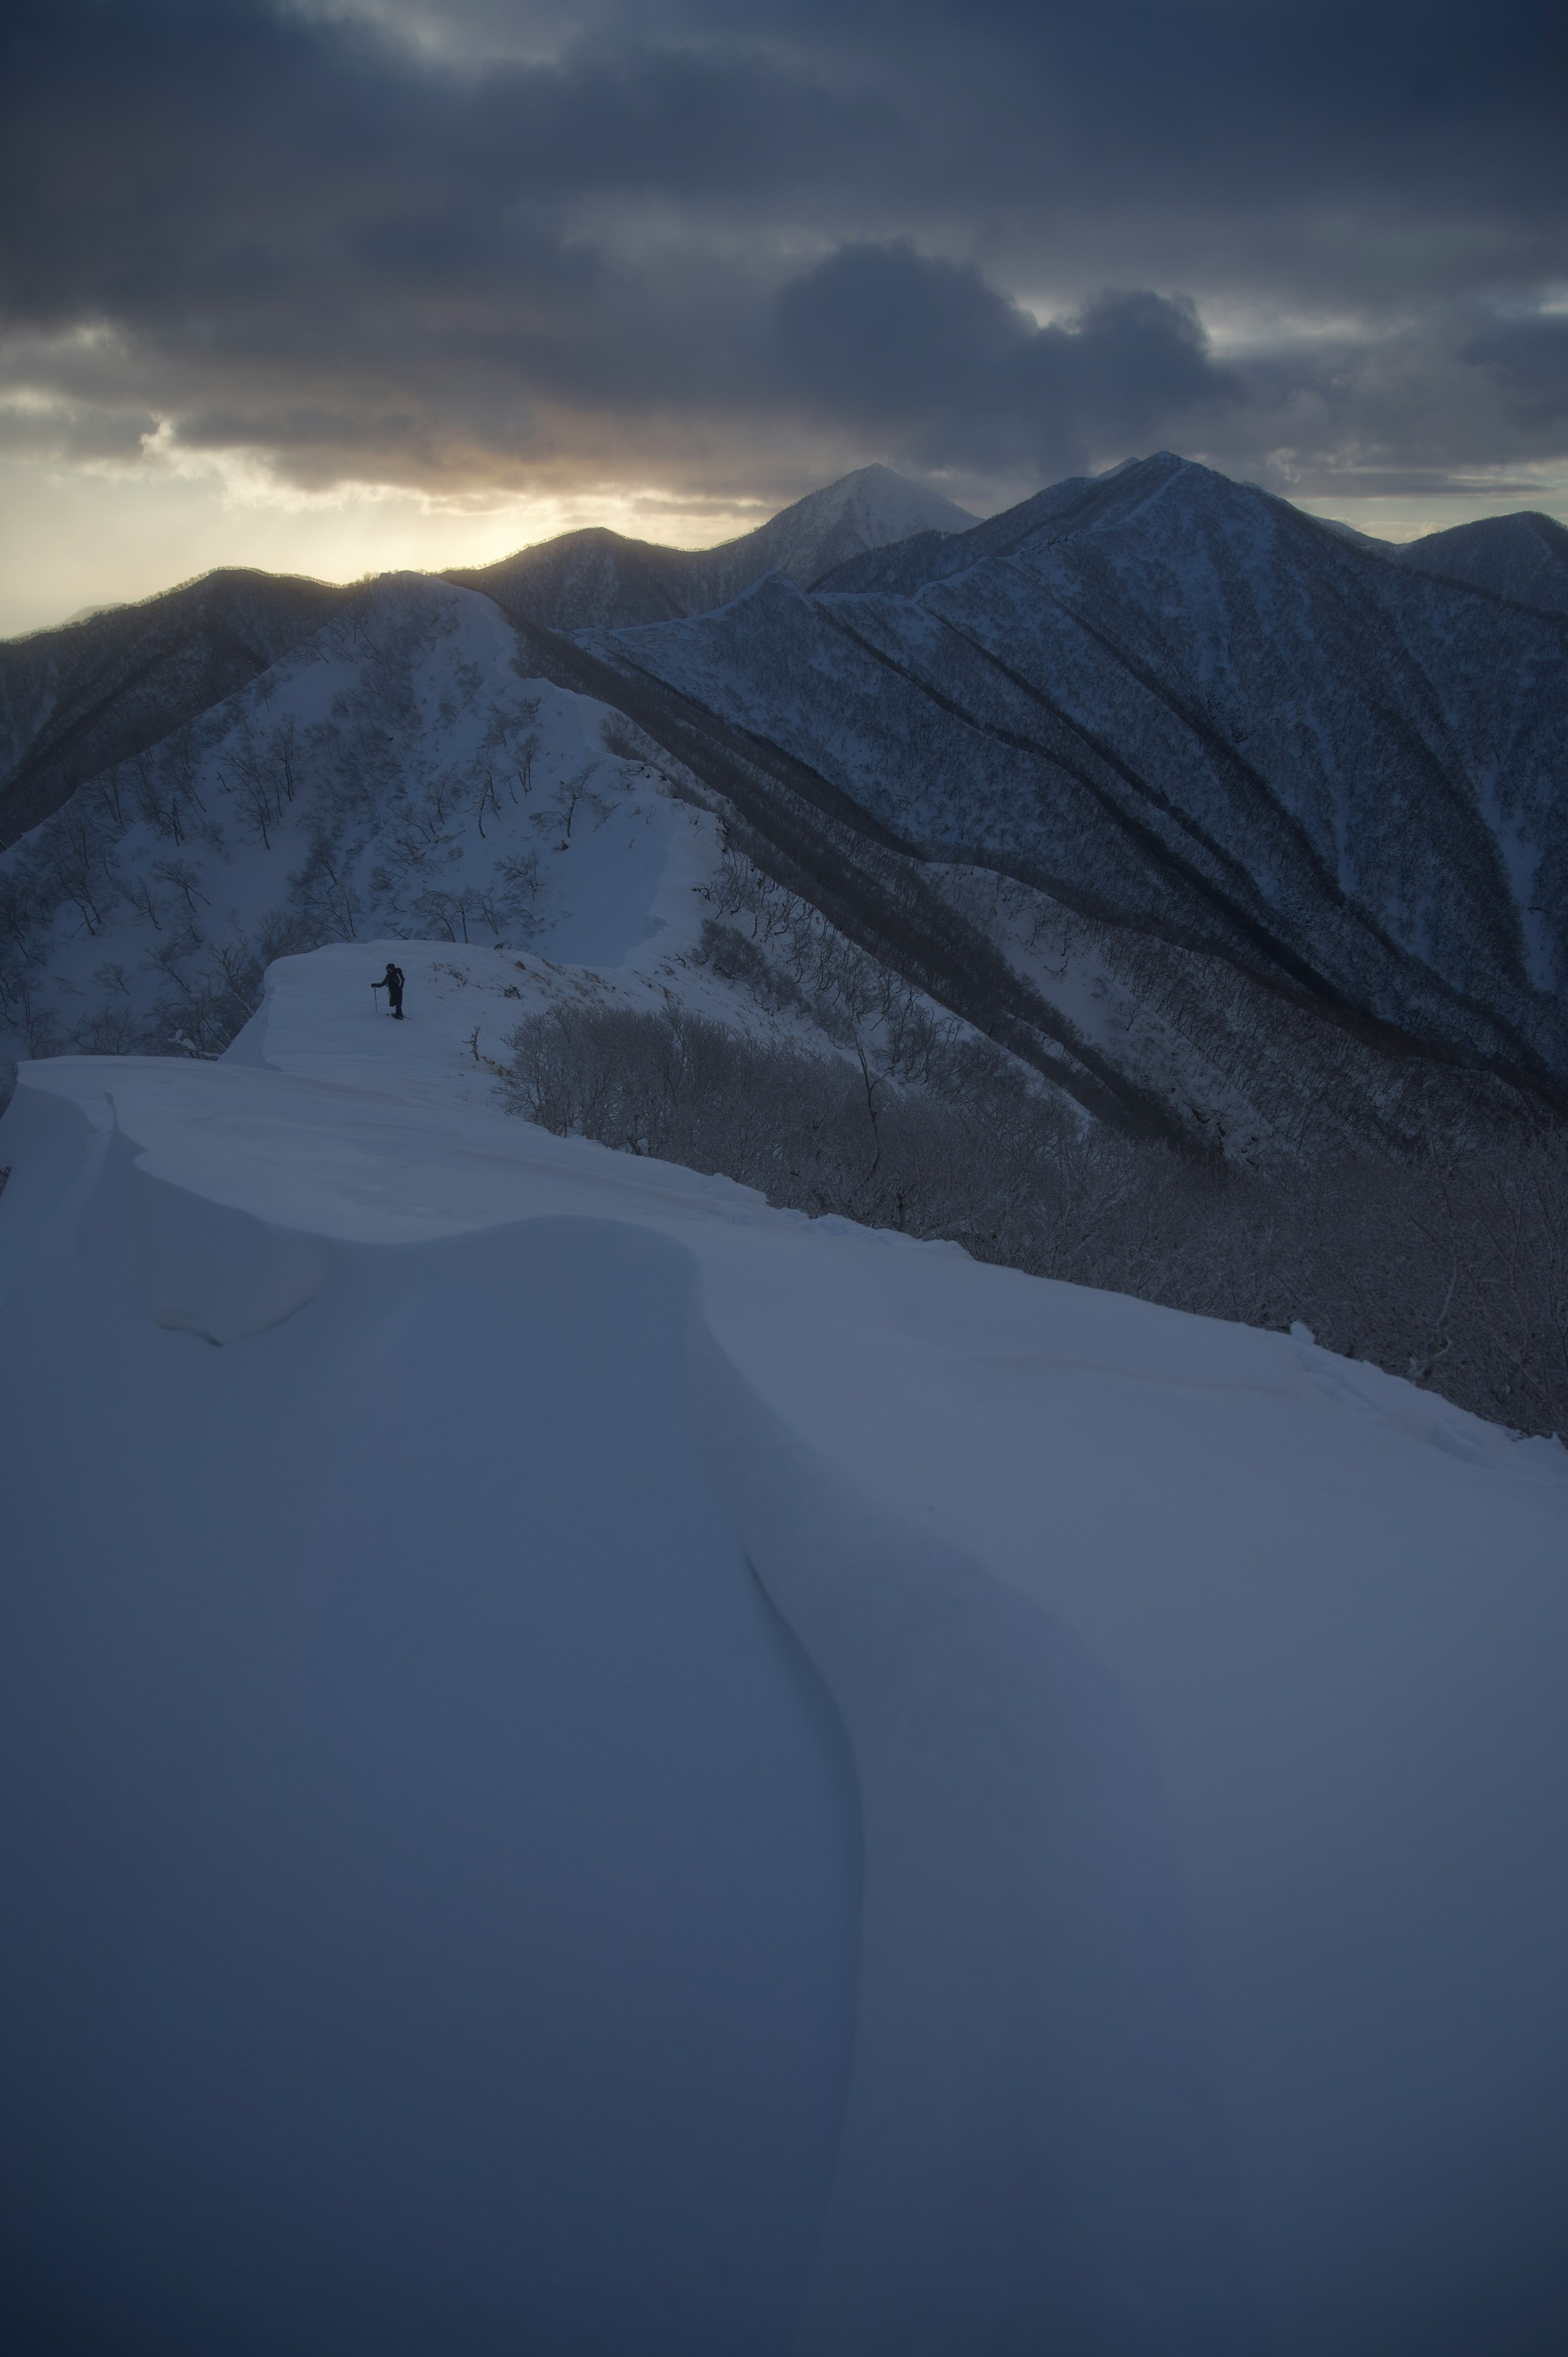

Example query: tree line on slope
[503,1001,1568,1441]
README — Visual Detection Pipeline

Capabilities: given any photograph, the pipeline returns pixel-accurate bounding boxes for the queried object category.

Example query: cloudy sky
[2,0,1565,633]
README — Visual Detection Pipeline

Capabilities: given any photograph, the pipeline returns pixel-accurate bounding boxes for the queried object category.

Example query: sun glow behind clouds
[0,455,778,640]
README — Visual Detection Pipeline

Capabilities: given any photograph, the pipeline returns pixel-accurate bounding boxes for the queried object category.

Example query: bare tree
[0,871,36,953]
[271,714,300,803]
[38,809,119,936]
[151,859,209,918]
[540,766,606,842]
[474,770,504,837]
[95,766,128,830]
[221,727,286,848]
[290,827,363,939]
[125,874,165,932]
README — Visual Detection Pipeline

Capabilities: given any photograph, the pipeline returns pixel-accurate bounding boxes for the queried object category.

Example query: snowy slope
[580,454,1568,1105]
[0,568,351,851]
[724,462,978,591]
[1,963,1566,2355]
[0,575,807,1084]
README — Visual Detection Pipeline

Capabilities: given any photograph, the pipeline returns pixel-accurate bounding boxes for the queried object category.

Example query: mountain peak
[730,466,978,586]
[450,466,979,627]
[1392,510,1568,615]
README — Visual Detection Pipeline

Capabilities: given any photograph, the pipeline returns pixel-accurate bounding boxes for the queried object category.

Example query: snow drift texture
[2,942,1568,2355]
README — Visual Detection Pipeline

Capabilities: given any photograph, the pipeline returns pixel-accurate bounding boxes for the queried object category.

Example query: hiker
[375,961,405,1019]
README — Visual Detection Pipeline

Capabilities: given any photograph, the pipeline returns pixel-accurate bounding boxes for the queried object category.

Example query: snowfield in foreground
[1,942,1566,2357]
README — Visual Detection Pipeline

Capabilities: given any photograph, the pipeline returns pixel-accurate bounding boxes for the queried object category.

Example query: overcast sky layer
[2,0,1565,634]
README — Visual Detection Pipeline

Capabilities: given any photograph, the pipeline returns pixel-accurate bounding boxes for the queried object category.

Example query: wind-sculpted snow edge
[3,1052,1568,2353]
[684,1313,1250,2354]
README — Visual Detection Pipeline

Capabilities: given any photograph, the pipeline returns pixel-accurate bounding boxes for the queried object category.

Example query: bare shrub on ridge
[504,1002,1568,1440]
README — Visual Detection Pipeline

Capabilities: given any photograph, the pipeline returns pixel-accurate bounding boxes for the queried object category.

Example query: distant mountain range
[447,464,977,630]
[1,455,1563,1153]
[8,464,1564,866]
[1389,509,1568,614]
[0,468,974,853]
[557,455,1567,1113]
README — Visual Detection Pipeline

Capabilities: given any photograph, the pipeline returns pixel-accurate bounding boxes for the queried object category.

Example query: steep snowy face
[0,569,352,851]
[1392,512,1568,615]
[579,455,1568,1092]
[1,1013,1566,2355]
[452,466,976,632]
[722,463,978,591]
[0,576,748,1078]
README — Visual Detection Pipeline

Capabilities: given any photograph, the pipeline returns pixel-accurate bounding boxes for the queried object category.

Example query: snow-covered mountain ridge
[0,468,976,854]
[0,567,350,851]
[728,462,978,587]
[444,462,976,632]
[1390,508,1568,615]
[3,452,1565,1166]
[575,453,1568,1119]
[0,576,860,1080]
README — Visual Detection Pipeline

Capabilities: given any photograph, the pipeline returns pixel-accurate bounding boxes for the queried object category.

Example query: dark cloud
[1461,316,1568,433]
[776,248,1233,476]
[0,0,1564,510]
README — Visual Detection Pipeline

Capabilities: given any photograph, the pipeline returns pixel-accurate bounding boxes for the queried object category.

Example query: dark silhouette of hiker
[377,961,405,1019]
